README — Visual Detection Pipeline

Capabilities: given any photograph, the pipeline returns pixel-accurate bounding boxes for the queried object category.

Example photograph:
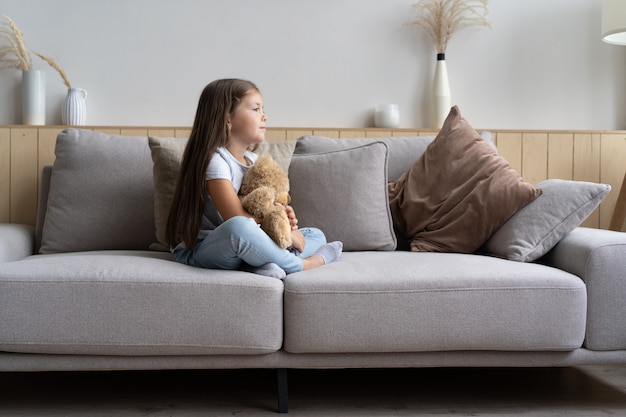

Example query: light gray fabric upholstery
[3,348,626,373]
[39,129,156,253]
[483,179,610,262]
[0,224,34,262]
[294,132,494,182]
[284,251,586,353]
[542,227,626,351]
[0,251,284,355]
[35,165,52,252]
[289,142,396,251]
[295,135,434,182]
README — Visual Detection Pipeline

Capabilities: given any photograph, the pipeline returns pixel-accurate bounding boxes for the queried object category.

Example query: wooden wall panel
[601,133,626,230]
[573,133,601,183]
[147,129,176,138]
[522,133,548,185]
[97,128,122,135]
[0,128,9,223]
[548,133,574,180]
[339,130,366,139]
[393,130,419,137]
[2,126,626,232]
[494,132,522,174]
[265,130,287,143]
[574,133,602,228]
[313,129,340,138]
[38,128,59,168]
[366,131,394,138]
[175,128,191,139]
[10,128,38,225]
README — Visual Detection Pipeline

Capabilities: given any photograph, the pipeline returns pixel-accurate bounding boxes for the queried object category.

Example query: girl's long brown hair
[165,79,260,250]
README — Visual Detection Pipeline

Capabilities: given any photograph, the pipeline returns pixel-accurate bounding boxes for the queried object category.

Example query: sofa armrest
[0,224,35,263]
[542,227,626,351]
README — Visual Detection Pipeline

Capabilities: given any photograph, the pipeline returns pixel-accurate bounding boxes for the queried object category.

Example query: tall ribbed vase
[62,88,87,126]
[432,53,451,129]
[22,70,46,125]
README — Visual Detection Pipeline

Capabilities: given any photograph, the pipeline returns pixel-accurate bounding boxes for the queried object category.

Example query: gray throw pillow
[483,179,611,262]
[39,129,156,253]
[288,141,396,251]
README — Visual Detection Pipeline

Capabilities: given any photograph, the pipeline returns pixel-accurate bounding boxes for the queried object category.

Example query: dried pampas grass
[409,0,491,54]
[0,14,73,88]
[34,52,72,88]
[0,14,32,71]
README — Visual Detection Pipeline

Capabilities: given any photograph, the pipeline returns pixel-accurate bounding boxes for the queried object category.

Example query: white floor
[1,365,626,416]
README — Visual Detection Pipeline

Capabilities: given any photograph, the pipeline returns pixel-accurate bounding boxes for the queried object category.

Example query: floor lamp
[602,0,626,231]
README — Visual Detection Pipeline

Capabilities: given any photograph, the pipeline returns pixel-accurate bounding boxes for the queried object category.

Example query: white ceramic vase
[22,70,46,125]
[374,104,400,128]
[432,53,451,129]
[62,88,87,126]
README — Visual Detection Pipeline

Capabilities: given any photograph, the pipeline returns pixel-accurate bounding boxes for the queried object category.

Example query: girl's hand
[291,229,305,253]
[284,205,299,230]
[284,205,305,252]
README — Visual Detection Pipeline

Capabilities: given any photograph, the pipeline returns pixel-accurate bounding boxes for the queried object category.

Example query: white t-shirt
[196,147,258,241]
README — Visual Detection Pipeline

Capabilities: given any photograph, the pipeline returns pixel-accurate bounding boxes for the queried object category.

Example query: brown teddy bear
[239,154,293,249]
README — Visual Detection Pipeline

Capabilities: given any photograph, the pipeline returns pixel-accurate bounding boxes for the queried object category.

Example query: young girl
[166,78,342,279]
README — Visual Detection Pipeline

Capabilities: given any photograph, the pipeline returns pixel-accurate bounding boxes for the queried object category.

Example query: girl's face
[228,91,267,146]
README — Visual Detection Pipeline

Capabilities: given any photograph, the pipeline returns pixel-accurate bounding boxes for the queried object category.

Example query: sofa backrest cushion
[294,132,494,182]
[39,129,156,253]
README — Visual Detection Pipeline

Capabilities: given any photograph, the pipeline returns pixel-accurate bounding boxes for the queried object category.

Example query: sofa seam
[0,280,282,291]
[284,287,586,295]
[0,341,280,350]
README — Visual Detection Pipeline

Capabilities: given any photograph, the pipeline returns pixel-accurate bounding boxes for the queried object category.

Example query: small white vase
[374,104,400,128]
[432,53,451,129]
[22,70,46,125]
[62,88,87,126]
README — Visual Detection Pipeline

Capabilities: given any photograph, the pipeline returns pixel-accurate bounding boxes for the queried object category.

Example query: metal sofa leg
[277,368,288,413]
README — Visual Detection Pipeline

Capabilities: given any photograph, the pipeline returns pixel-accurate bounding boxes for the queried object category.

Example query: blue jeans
[172,216,326,274]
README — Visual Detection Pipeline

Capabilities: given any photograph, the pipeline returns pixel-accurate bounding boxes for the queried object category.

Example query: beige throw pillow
[148,136,188,251]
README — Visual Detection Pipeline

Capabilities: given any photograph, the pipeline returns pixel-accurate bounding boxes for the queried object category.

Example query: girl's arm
[209,179,306,252]
[207,179,260,223]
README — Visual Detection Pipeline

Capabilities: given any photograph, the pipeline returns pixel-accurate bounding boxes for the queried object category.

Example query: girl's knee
[304,227,326,243]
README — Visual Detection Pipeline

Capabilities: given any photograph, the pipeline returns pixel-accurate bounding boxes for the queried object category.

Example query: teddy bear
[239,154,293,249]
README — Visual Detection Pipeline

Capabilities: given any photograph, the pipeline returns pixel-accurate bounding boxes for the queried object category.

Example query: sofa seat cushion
[0,252,283,356]
[283,252,586,353]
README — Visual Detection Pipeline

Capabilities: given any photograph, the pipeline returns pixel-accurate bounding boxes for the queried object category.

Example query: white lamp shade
[603,0,626,45]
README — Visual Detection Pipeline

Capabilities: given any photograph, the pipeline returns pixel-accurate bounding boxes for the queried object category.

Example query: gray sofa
[1,127,626,413]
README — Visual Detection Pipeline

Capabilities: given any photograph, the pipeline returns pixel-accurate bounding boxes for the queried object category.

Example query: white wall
[1,0,624,129]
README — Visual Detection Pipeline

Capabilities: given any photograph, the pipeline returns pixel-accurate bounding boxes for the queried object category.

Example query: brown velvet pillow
[388,106,542,253]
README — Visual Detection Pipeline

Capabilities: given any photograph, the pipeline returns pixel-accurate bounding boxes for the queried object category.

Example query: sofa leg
[277,368,288,413]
